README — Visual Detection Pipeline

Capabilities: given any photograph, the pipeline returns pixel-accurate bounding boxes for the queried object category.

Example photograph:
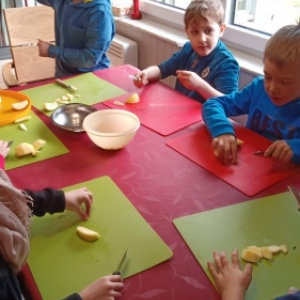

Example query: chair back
[3,5,55,84]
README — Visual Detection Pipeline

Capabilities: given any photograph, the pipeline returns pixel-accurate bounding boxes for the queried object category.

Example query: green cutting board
[0,111,68,170]
[28,176,173,300]
[21,72,127,116]
[173,192,300,300]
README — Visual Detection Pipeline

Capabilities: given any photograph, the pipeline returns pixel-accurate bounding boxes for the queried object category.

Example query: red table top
[7,65,300,300]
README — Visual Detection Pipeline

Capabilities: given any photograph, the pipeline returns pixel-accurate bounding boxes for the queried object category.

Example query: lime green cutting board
[173,192,300,300]
[28,176,173,300]
[0,111,68,170]
[21,72,127,116]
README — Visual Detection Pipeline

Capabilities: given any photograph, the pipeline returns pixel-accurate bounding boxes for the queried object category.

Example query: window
[141,0,300,57]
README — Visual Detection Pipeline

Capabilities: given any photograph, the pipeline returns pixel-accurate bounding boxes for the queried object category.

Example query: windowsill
[115,15,263,77]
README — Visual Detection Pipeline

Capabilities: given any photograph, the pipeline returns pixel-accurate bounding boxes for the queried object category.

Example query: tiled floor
[0,59,11,89]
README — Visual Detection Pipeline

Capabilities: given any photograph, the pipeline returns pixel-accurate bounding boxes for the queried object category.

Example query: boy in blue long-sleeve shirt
[37,0,115,77]
[131,0,239,104]
[202,22,300,165]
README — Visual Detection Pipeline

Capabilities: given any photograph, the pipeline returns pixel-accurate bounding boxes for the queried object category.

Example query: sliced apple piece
[12,100,29,110]
[236,138,243,146]
[246,246,263,258]
[76,226,100,242]
[260,247,273,260]
[15,115,31,123]
[19,123,28,131]
[125,93,140,104]
[33,139,46,151]
[44,102,58,111]
[268,245,282,253]
[280,245,288,254]
[241,248,261,263]
[15,142,35,157]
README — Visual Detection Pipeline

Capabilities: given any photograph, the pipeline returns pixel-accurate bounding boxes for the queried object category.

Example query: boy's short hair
[264,21,300,68]
[184,0,224,28]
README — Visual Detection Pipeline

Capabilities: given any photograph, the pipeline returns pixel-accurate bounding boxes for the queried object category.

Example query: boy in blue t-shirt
[202,22,300,165]
[131,0,239,104]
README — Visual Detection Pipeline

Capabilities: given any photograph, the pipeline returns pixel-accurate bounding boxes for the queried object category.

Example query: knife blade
[287,185,300,211]
[253,150,265,156]
[113,247,128,276]
[7,140,13,147]
[55,79,78,92]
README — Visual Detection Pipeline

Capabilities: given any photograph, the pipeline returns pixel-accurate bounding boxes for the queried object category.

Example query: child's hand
[0,140,11,159]
[79,275,124,300]
[213,134,238,165]
[132,72,148,88]
[207,250,252,300]
[176,70,202,90]
[64,187,93,220]
[37,39,50,57]
[264,140,293,163]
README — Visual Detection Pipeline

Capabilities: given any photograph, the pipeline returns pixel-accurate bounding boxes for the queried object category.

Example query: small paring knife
[253,150,265,156]
[7,140,13,147]
[55,79,78,92]
[113,247,129,276]
[287,185,300,211]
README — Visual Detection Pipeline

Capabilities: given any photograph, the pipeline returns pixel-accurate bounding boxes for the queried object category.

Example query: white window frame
[139,0,269,59]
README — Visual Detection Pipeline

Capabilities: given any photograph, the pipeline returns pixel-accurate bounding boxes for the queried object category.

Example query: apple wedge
[76,226,100,242]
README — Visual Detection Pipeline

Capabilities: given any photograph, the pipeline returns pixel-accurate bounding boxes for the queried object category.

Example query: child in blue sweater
[132,0,239,104]
[37,0,115,77]
[202,22,300,165]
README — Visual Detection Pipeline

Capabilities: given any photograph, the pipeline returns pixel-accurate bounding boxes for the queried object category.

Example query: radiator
[107,34,138,67]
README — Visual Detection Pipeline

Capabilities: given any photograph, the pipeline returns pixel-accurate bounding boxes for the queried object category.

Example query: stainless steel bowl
[51,103,97,132]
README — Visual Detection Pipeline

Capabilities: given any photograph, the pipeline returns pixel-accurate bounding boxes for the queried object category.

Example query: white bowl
[82,109,140,150]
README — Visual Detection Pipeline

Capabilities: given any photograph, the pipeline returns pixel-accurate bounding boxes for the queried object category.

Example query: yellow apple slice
[246,246,263,258]
[241,248,261,263]
[280,245,288,254]
[12,100,29,110]
[33,139,46,151]
[15,142,35,157]
[125,93,140,104]
[268,245,282,253]
[15,116,31,123]
[260,247,273,260]
[44,102,58,111]
[76,226,100,242]
[19,123,28,131]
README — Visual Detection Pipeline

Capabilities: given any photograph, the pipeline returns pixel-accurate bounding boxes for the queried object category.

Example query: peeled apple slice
[44,102,58,111]
[76,226,100,242]
[33,139,46,151]
[15,143,35,157]
[241,248,261,263]
[125,93,140,104]
[12,100,29,110]
[236,138,244,146]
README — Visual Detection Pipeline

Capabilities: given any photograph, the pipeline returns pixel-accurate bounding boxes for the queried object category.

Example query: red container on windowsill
[131,0,142,19]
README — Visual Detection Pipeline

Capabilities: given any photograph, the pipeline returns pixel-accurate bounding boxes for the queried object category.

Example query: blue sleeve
[158,42,191,79]
[48,6,114,69]
[213,58,239,94]
[202,81,254,138]
[275,292,300,300]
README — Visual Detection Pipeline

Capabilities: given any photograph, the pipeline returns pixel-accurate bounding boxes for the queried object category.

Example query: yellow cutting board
[28,176,173,300]
[173,192,300,300]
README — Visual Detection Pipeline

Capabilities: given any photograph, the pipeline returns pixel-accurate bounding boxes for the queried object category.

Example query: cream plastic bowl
[82,109,140,150]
